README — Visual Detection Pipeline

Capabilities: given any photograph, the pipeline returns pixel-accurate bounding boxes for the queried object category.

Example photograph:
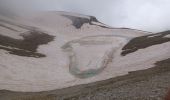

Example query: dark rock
[62,14,111,29]
[0,30,54,58]
[121,31,170,56]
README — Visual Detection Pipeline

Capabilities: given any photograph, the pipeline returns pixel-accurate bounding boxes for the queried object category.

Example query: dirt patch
[121,31,170,56]
[0,30,54,58]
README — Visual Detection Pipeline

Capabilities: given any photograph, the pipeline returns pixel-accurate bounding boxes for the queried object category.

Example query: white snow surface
[165,34,170,38]
[0,11,169,92]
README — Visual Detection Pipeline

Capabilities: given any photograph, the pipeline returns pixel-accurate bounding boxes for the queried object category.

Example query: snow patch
[165,34,170,38]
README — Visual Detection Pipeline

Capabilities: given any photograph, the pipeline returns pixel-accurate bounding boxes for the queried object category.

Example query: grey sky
[0,0,170,32]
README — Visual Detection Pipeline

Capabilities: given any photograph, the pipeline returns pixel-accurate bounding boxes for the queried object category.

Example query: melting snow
[0,11,169,92]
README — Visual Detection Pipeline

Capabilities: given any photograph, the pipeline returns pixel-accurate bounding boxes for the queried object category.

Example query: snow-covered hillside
[0,11,169,92]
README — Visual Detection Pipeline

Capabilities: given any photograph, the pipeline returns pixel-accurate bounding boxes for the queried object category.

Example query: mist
[0,0,170,32]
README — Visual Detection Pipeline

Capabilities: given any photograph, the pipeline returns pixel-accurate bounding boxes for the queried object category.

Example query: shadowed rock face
[121,31,170,56]
[62,14,111,29]
[0,31,54,58]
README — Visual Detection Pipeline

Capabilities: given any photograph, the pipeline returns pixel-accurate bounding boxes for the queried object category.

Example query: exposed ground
[121,31,170,56]
[0,30,54,58]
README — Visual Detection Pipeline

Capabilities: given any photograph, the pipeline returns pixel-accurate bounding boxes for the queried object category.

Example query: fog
[0,0,170,32]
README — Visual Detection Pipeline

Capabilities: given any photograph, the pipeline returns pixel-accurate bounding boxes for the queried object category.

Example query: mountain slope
[0,11,169,95]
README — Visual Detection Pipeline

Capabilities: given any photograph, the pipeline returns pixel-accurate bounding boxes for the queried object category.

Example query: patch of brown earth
[121,31,170,56]
[0,30,54,58]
